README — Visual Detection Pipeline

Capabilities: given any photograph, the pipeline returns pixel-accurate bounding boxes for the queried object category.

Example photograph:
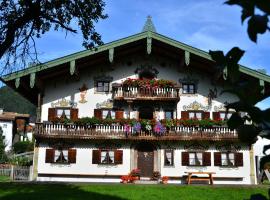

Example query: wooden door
[137,150,154,177]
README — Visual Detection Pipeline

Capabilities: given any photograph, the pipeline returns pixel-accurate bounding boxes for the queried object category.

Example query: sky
[3,0,270,109]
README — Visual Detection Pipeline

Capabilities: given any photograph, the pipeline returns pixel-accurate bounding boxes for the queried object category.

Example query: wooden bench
[185,172,216,185]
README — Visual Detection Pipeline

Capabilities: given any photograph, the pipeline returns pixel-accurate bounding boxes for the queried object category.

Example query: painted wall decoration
[207,88,217,106]
[184,142,209,151]
[96,99,113,109]
[79,83,88,104]
[51,98,77,108]
[215,143,241,151]
[183,101,209,111]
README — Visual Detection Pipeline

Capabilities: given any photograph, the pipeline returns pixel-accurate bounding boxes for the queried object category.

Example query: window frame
[188,111,203,120]
[219,112,233,121]
[221,152,235,167]
[188,152,203,166]
[182,83,196,94]
[164,149,174,166]
[96,81,110,93]
[164,110,174,120]
[55,107,71,119]
[100,149,115,165]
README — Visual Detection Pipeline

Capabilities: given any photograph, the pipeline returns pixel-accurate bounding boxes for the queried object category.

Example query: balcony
[112,85,180,101]
[34,123,238,141]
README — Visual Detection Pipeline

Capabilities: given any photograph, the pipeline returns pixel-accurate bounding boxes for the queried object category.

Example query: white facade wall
[0,120,13,151]
[40,56,238,121]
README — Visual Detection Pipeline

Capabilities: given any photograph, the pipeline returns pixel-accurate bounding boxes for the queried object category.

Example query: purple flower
[133,122,141,133]
[154,121,166,136]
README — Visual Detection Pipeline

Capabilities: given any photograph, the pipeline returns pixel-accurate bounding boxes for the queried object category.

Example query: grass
[0,183,268,200]
[0,175,10,182]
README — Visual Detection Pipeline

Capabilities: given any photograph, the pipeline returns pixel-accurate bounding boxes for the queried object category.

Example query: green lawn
[0,175,10,182]
[0,183,268,200]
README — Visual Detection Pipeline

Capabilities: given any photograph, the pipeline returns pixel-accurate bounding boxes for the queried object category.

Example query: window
[164,150,174,166]
[165,111,173,119]
[54,149,68,163]
[97,81,110,92]
[220,112,232,120]
[189,152,203,166]
[56,108,71,119]
[102,110,115,119]
[2,124,7,128]
[188,111,202,120]
[101,150,115,164]
[221,152,235,166]
[182,84,195,94]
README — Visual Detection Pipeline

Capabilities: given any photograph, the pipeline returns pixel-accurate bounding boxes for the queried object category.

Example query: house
[1,17,270,184]
[0,108,31,151]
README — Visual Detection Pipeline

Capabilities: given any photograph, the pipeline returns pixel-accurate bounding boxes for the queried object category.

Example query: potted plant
[161,176,169,184]
[151,171,161,181]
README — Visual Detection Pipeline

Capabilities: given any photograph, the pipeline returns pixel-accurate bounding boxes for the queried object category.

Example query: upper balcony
[34,122,238,141]
[112,79,180,101]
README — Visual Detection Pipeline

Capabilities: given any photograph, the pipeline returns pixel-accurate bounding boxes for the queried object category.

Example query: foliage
[13,141,34,154]
[0,183,269,200]
[0,0,107,73]
[161,176,169,182]
[122,78,176,88]
[0,127,7,163]
[132,122,141,133]
[209,1,270,178]
[151,171,161,181]
[153,121,166,136]
[0,86,36,117]
[8,156,32,166]
[225,0,270,42]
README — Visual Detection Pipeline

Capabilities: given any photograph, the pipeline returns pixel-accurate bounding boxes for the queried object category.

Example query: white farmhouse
[2,17,270,184]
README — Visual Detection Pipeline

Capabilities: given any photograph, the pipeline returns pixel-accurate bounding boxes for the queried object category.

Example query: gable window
[183,84,195,94]
[165,110,173,119]
[189,152,203,166]
[56,108,71,119]
[221,152,235,166]
[188,111,202,120]
[97,81,110,92]
[164,150,174,166]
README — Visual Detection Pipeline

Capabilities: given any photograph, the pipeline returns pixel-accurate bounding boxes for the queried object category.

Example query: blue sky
[4,0,270,109]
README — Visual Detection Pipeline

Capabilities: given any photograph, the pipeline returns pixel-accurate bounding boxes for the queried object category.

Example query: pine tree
[0,127,7,163]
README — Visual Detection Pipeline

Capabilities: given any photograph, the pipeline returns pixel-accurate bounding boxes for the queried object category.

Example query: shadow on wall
[0,182,128,200]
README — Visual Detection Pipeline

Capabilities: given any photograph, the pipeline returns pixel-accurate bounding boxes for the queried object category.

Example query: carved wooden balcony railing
[34,123,238,141]
[112,84,180,101]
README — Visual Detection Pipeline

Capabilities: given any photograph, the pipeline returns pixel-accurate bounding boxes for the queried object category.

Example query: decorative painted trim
[96,99,113,109]
[185,51,190,66]
[51,98,77,108]
[183,101,209,111]
[260,79,265,94]
[109,48,114,63]
[70,60,76,75]
[147,36,152,54]
[223,66,227,80]
[30,73,36,88]
[184,142,209,151]
[215,143,241,151]
[94,141,122,149]
[48,141,74,149]
[15,77,20,88]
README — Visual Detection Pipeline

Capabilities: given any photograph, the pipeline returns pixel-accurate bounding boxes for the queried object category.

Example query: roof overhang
[1,31,270,105]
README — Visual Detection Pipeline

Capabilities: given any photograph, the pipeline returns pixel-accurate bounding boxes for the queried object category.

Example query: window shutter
[181,152,189,166]
[203,112,210,119]
[181,111,189,120]
[92,150,101,164]
[70,109,79,121]
[214,152,221,166]
[235,152,243,167]
[114,150,123,164]
[48,108,56,121]
[115,111,124,119]
[213,112,220,120]
[203,152,211,166]
[68,149,77,163]
[94,109,102,119]
[45,149,55,163]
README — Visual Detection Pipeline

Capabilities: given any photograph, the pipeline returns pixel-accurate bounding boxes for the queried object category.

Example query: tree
[0,0,107,75]
[209,0,270,178]
[0,127,7,163]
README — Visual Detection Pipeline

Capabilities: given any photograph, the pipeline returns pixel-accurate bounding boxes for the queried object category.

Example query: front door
[137,148,154,177]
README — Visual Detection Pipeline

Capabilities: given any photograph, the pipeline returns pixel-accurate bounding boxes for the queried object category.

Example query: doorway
[139,106,153,119]
[136,142,155,177]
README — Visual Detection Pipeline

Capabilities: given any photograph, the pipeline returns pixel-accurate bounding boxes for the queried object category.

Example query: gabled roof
[2,30,270,83]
